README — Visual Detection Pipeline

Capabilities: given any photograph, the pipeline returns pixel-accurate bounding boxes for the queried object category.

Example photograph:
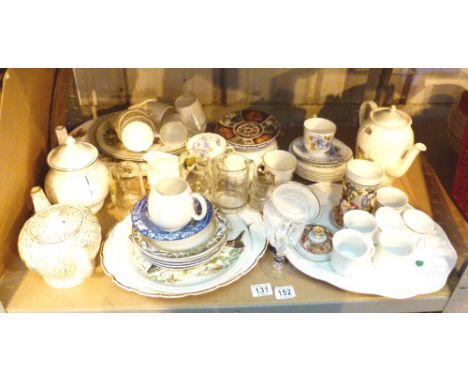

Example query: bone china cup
[343,210,378,242]
[376,186,409,213]
[263,150,297,184]
[373,229,415,273]
[303,117,337,155]
[331,229,374,276]
[148,177,207,232]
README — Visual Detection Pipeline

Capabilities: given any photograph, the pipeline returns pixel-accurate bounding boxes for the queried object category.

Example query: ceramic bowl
[131,196,214,251]
[270,182,321,224]
[402,209,435,234]
[331,229,374,276]
[375,207,405,231]
[377,187,409,213]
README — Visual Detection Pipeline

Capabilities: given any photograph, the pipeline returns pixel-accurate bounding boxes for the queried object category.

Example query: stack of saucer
[130,196,228,270]
[289,137,353,183]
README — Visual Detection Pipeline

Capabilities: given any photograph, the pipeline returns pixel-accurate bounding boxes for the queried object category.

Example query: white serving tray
[286,183,457,299]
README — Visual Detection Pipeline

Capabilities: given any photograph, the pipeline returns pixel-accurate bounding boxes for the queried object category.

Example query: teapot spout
[31,186,51,213]
[386,143,427,179]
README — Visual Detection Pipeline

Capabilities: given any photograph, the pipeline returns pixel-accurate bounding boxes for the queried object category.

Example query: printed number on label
[251,283,273,298]
[274,286,296,300]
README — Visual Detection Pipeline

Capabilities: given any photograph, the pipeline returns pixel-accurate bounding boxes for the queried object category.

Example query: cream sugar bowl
[148,177,207,232]
[45,131,110,214]
[18,187,101,288]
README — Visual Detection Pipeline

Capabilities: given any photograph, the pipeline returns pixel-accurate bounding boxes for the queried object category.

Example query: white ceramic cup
[373,229,415,273]
[402,209,435,235]
[159,111,188,148]
[148,177,207,232]
[129,99,175,127]
[115,110,156,152]
[263,150,298,184]
[331,229,374,276]
[377,186,409,213]
[175,93,207,132]
[303,116,337,155]
[343,210,378,243]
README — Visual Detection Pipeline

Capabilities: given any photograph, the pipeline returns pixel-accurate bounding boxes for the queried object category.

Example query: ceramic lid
[370,105,412,129]
[28,204,84,244]
[47,136,98,171]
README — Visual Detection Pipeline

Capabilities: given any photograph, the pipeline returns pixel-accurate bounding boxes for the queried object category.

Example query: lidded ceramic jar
[18,187,102,288]
[45,128,110,213]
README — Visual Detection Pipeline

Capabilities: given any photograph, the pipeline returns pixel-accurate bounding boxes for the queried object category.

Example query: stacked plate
[215,109,280,163]
[289,137,353,182]
[130,196,227,271]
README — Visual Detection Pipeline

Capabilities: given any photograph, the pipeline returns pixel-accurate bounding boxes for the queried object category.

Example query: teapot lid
[28,204,84,244]
[370,105,412,129]
[47,136,99,171]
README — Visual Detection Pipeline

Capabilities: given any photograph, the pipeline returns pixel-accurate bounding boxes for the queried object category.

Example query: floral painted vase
[331,159,383,228]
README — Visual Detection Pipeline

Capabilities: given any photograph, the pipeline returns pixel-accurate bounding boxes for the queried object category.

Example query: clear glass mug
[109,161,146,212]
[211,149,255,211]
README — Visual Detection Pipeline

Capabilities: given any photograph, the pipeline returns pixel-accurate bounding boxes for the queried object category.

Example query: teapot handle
[191,193,208,221]
[359,100,378,126]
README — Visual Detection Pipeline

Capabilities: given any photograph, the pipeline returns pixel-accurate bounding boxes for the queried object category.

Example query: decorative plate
[131,196,213,242]
[290,137,353,166]
[215,109,280,149]
[131,208,227,262]
[101,207,267,298]
[94,113,185,161]
[286,183,457,299]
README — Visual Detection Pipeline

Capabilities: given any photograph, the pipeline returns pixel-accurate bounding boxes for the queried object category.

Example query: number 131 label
[274,286,296,300]
[250,283,273,297]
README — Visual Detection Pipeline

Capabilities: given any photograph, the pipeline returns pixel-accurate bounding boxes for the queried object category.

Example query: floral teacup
[303,116,336,155]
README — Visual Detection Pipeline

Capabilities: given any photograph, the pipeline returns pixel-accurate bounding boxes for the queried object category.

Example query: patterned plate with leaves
[215,109,280,149]
[101,208,267,298]
[94,113,185,161]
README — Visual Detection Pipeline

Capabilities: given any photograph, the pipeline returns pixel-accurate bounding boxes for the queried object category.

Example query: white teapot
[45,127,110,213]
[356,101,427,185]
[18,187,102,288]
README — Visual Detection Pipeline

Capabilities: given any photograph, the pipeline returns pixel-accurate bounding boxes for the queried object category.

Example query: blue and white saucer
[131,196,214,249]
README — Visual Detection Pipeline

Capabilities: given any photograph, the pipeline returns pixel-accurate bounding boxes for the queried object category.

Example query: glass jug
[211,150,255,211]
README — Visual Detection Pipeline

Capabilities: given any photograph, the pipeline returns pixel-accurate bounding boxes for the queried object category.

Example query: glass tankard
[211,151,255,211]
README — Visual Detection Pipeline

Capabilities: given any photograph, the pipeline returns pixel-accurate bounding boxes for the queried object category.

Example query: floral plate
[286,183,457,299]
[101,207,267,298]
[290,137,353,166]
[215,109,280,150]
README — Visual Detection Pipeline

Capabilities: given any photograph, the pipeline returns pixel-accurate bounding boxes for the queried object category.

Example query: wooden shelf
[1,156,465,313]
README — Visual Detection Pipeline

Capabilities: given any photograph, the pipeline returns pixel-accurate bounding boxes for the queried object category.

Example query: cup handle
[191,193,207,221]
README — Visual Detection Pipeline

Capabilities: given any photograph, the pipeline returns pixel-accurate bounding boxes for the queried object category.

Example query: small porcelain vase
[18,187,102,288]
[45,128,110,213]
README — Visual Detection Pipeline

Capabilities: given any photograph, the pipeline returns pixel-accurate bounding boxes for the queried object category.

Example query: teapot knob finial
[390,105,397,112]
